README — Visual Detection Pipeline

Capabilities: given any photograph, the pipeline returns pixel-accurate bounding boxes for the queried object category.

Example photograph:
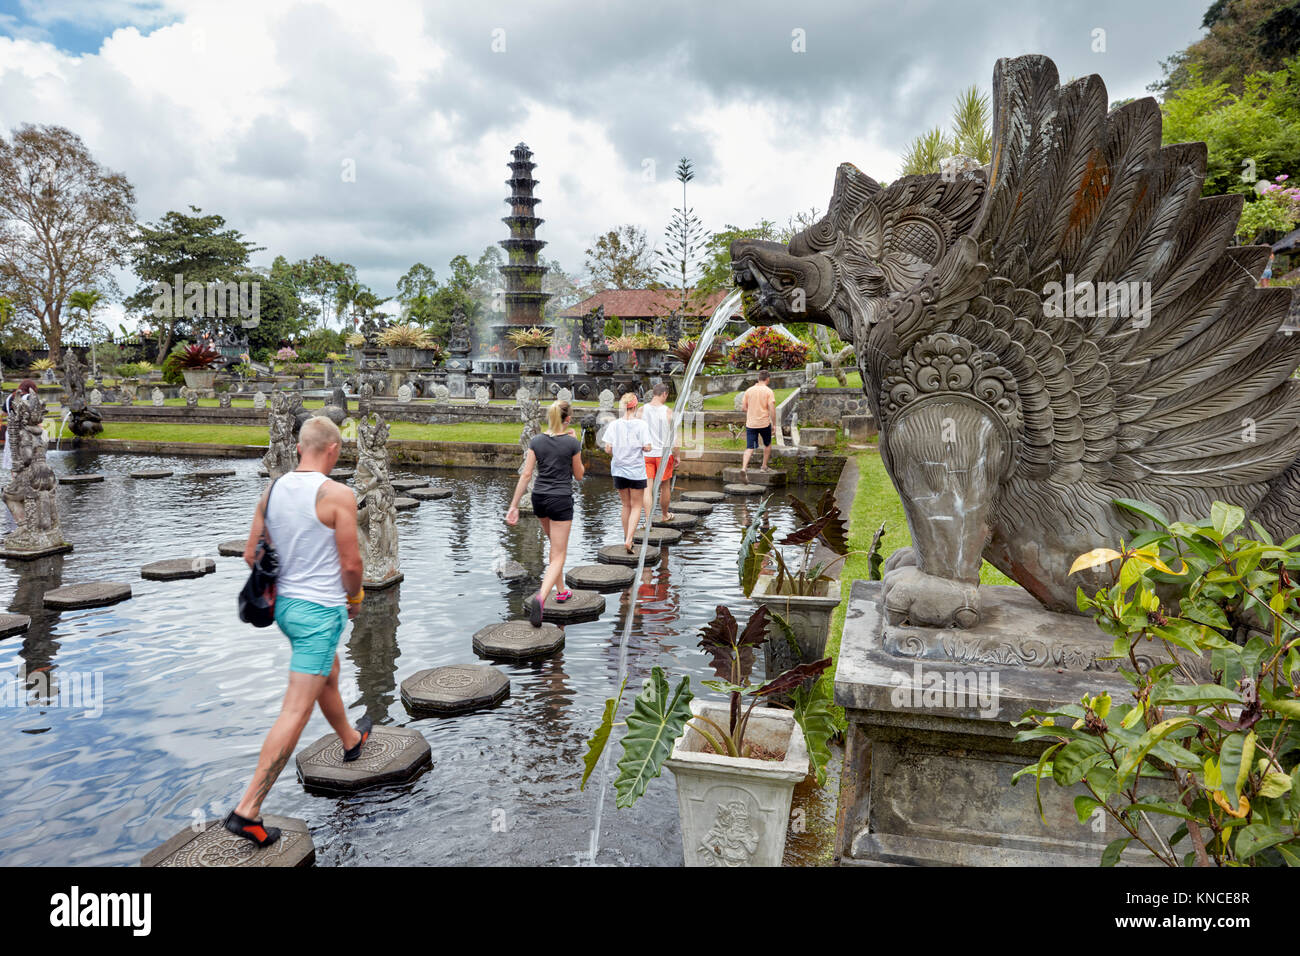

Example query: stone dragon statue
[731,54,1300,629]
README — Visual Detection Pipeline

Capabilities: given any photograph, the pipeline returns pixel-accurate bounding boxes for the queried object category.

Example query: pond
[0,450,838,866]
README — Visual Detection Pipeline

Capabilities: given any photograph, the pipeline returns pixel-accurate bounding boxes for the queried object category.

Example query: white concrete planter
[181,369,216,390]
[750,574,840,676]
[666,700,808,867]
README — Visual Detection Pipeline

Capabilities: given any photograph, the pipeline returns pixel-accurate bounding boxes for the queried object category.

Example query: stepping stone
[529,588,605,623]
[670,500,712,515]
[193,468,236,478]
[681,490,725,503]
[473,620,565,660]
[402,664,510,716]
[141,557,216,581]
[633,527,682,547]
[0,542,73,560]
[44,581,132,610]
[652,513,698,530]
[724,483,766,496]
[141,815,314,868]
[58,474,104,485]
[330,468,354,480]
[295,725,431,794]
[410,487,452,501]
[566,564,636,592]
[723,467,786,486]
[597,543,660,567]
[394,496,419,511]
[495,559,529,581]
[392,478,429,492]
[130,468,173,479]
[217,539,246,557]
[258,468,269,477]
[0,613,30,639]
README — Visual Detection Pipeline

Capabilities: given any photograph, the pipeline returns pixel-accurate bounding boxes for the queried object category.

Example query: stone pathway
[141,557,215,581]
[528,588,605,623]
[651,513,698,530]
[0,613,30,638]
[632,527,682,546]
[724,483,766,496]
[192,467,236,478]
[217,539,245,557]
[723,467,787,486]
[402,665,510,716]
[597,543,660,567]
[680,490,725,503]
[670,499,713,515]
[141,815,314,868]
[391,478,429,492]
[473,620,565,660]
[410,487,452,501]
[130,469,173,479]
[295,725,431,794]
[394,496,419,511]
[43,581,132,609]
[565,563,635,592]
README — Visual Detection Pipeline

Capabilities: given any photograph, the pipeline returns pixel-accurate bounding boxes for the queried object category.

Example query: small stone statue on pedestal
[2,393,69,557]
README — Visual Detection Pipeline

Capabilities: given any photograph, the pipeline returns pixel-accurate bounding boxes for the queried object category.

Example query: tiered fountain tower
[499,143,552,337]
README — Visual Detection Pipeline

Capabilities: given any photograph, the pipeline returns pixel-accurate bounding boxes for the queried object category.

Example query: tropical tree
[1154,0,1300,97]
[899,86,992,176]
[68,290,105,376]
[658,158,707,315]
[0,124,136,361]
[584,224,658,289]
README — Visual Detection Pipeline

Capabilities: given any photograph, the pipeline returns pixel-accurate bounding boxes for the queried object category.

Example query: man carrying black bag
[225,416,370,847]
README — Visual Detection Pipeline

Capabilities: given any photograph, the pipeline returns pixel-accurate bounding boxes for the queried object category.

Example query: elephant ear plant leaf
[740,491,852,597]
[580,604,835,808]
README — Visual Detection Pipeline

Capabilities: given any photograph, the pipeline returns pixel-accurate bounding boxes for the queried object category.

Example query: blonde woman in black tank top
[507,400,585,627]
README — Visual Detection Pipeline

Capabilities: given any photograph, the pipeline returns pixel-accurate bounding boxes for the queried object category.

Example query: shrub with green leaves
[1014,498,1300,867]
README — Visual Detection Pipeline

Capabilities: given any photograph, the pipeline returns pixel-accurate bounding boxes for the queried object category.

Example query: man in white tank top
[225,416,371,848]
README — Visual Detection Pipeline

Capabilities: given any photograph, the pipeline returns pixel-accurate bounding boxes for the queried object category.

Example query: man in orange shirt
[740,369,776,482]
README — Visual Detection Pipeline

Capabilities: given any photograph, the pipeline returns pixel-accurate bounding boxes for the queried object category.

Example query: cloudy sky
[0,0,1208,324]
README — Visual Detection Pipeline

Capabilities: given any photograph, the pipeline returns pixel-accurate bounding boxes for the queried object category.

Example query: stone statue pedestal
[833,580,1176,867]
[446,370,468,398]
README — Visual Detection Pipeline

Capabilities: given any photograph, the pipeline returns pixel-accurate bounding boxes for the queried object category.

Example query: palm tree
[899,86,992,176]
[68,290,105,378]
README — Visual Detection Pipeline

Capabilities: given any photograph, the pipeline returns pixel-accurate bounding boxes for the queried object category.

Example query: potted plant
[606,335,636,370]
[581,603,833,866]
[378,324,432,368]
[29,357,55,383]
[630,331,669,370]
[175,342,221,392]
[740,492,852,690]
[415,341,447,368]
[669,335,725,391]
[505,326,553,368]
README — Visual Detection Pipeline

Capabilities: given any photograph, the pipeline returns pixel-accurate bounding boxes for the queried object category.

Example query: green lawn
[816,450,1015,720]
[702,385,797,410]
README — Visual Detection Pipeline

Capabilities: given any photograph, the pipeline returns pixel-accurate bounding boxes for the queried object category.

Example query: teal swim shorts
[275,596,348,676]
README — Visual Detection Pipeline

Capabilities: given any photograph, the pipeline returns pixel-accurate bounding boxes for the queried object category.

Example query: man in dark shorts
[740,369,776,482]
[507,400,585,626]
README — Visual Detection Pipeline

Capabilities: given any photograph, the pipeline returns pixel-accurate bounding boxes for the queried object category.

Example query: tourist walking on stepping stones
[226,416,372,847]
[507,399,585,628]
[740,370,776,483]
[641,382,678,523]
[604,392,652,554]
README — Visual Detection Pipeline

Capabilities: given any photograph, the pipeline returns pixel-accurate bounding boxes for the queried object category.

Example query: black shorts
[613,476,647,490]
[530,492,573,521]
[746,426,773,449]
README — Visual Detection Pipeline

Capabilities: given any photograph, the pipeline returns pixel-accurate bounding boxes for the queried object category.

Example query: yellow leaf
[1069,548,1123,576]
[1130,550,1184,575]
[1212,790,1251,818]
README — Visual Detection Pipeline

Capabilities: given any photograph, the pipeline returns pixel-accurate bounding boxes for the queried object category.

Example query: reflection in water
[0,453,828,866]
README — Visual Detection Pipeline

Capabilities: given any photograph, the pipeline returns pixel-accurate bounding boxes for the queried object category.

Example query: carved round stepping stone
[44,581,132,610]
[652,512,698,530]
[217,539,246,557]
[193,467,236,478]
[473,620,565,660]
[130,468,173,479]
[409,486,452,501]
[597,543,660,567]
[58,473,105,485]
[394,496,419,511]
[295,725,431,793]
[330,468,354,480]
[566,563,636,592]
[633,527,682,546]
[392,478,429,492]
[670,499,713,515]
[530,588,605,623]
[681,490,725,503]
[402,664,510,716]
[0,613,30,638]
[141,557,215,581]
[141,815,314,868]
[724,483,766,496]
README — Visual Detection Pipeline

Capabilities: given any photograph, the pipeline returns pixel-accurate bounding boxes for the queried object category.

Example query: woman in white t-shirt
[603,392,651,552]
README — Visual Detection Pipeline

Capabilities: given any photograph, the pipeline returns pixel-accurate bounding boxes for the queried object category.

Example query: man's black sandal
[223,810,281,848]
[342,715,373,762]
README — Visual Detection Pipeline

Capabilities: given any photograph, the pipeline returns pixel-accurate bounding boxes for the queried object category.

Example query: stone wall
[795,386,873,426]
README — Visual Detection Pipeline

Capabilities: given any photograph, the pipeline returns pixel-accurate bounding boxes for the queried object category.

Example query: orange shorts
[645,455,674,482]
